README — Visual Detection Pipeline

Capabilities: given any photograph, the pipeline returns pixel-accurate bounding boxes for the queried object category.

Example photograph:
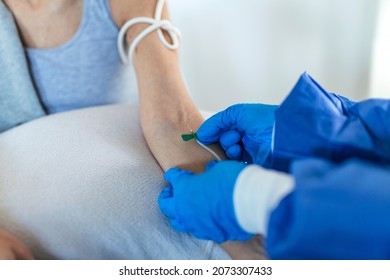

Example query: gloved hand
[158,160,253,243]
[197,104,278,166]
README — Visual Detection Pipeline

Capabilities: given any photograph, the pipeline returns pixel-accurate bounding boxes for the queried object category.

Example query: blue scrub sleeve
[266,158,390,260]
[272,72,390,172]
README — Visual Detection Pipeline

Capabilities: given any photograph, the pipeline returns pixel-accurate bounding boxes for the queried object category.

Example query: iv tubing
[117,0,181,65]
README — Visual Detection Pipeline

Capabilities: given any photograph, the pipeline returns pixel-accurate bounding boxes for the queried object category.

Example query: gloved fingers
[205,160,218,170]
[164,167,193,184]
[196,111,225,144]
[158,186,189,233]
[159,186,190,233]
[220,130,241,150]
[158,186,176,219]
[159,184,173,199]
[197,108,238,144]
[225,144,242,160]
[169,218,188,233]
[222,104,242,128]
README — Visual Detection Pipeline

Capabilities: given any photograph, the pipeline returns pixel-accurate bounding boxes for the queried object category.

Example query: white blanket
[0,105,229,260]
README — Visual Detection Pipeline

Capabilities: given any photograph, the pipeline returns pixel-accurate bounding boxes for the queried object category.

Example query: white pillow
[0,105,229,260]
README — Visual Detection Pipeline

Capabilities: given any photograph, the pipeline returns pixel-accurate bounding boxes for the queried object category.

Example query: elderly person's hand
[0,229,34,260]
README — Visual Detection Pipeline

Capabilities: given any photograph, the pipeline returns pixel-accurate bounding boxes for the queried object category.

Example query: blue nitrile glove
[158,160,253,243]
[197,104,278,166]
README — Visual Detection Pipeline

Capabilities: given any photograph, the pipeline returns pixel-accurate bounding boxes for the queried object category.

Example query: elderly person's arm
[111,0,265,259]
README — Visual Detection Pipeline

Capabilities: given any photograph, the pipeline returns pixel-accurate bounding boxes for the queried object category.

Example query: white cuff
[233,165,294,236]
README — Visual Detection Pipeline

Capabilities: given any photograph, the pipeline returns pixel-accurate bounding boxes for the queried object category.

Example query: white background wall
[169,0,379,112]
[369,0,390,99]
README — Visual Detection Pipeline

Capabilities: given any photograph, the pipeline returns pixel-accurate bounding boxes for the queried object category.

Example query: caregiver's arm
[272,72,390,172]
[111,0,264,259]
[267,158,390,259]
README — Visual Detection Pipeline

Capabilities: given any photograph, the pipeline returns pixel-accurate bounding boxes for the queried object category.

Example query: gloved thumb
[158,186,189,233]
[158,185,175,218]
[196,111,225,144]
[164,168,193,184]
